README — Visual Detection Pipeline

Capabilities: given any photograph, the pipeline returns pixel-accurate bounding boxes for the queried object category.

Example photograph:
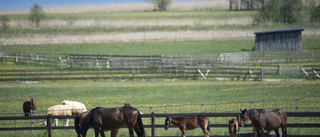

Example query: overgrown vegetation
[254,0,319,24]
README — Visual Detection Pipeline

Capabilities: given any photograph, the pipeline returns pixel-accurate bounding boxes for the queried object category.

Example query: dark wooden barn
[254,27,304,51]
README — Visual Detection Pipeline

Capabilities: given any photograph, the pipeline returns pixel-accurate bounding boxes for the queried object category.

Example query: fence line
[0,112,319,137]
[1,50,320,68]
[0,96,319,117]
[1,50,320,81]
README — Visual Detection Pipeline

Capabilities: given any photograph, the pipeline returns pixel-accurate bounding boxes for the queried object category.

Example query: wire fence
[135,96,320,114]
[1,96,319,117]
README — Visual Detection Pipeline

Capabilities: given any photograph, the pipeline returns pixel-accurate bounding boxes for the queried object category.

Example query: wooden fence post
[312,67,314,79]
[278,64,281,75]
[47,114,52,137]
[132,67,135,81]
[201,102,204,113]
[296,98,299,112]
[60,67,63,80]
[260,68,263,81]
[151,112,155,137]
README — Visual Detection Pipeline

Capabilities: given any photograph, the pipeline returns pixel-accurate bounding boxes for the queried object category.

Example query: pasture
[0,80,319,136]
[1,1,320,136]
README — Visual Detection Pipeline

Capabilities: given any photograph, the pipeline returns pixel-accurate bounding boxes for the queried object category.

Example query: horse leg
[129,128,135,137]
[65,118,69,127]
[179,128,186,137]
[55,119,58,127]
[200,125,209,137]
[111,129,119,137]
[275,128,280,137]
[260,127,265,137]
[281,126,286,137]
[94,130,99,137]
[99,128,105,137]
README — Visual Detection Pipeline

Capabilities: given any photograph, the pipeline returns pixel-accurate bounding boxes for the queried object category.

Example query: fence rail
[0,112,319,137]
[1,50,320,81]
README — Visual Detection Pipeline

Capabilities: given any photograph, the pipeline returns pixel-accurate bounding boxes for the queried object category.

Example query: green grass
[2,35,319,56]
[1,38,256,55]
[0,81,319,136]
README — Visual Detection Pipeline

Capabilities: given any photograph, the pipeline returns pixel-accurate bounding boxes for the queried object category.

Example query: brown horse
[228,116,239,137]
[165,115,210,137]
[23,99,37,116]
[74,103,132,135]
[239,109,287,137]
[76,103,144,137]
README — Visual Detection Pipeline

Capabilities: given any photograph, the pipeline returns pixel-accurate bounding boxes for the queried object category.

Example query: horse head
[239,109,249,127]
[164,116,171,130]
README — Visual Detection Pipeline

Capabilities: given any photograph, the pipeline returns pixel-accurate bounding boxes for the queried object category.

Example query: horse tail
[280,110,288,137]
[74,113,81,136]
[137,111,145,137]
[206,118,210,131]
[80,108,97,137]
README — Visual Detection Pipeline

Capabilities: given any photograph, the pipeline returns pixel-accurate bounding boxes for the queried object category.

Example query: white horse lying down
[62,100,87,115]
[42,105,72,127]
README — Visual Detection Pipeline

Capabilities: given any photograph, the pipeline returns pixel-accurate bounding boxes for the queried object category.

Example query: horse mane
[247,109,265,117]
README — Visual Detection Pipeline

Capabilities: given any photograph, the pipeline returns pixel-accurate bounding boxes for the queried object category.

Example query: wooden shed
[254,28,304,51]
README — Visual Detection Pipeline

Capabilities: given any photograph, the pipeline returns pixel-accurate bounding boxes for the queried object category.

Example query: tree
[28,3,45,28]
[146,0,172,11]
[254,0,306,24]
[0,15,10,33]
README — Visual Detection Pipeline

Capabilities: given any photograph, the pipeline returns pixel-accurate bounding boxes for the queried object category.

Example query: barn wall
[254,29,303,51]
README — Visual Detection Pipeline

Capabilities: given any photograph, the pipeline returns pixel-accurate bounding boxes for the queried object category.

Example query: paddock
[0,112,319,137]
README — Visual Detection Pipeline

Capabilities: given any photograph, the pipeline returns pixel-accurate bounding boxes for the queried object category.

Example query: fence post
[151,112,155,137]
[47,114,52,137]
[149,106,152,113]
[312,67,314,79]
[201,102,204,113]
[296,98,299,112]
[260,68,263,81]
[60,67,63,80]
[300,65,302,76]
[278,64,281,75]
[132,67,135,81]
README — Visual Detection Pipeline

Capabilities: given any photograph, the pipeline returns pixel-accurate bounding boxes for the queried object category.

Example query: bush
[310,5,320,23]
[254,0,307,24]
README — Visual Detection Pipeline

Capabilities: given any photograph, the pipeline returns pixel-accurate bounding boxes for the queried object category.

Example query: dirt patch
[0,30,255,45]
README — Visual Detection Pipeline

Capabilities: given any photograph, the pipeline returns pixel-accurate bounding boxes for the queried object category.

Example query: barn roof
[254,27,304,35]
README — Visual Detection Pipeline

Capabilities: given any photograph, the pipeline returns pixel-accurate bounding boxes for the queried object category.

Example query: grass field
[0,80,319,136]
[1,1,320,136]
[1,35,320,56]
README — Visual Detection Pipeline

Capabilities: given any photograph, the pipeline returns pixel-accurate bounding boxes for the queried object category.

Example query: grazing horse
[23,99,37,116]
[239,109,287,137]
[42,105,72,127]
[165,115,210,137]
[74,103,132,135]
[228,116,239,137]
[77,103,145,137]
[62,100,87,115]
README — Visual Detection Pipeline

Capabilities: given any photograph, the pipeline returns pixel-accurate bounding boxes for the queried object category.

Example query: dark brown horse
[165,115,210,137]
[76,103,144,137]
[75,103,132,135]
[23,99,37,116]
[239,109,287,137]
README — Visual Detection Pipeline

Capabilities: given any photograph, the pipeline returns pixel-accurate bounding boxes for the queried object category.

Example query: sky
[0,0,210,10]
